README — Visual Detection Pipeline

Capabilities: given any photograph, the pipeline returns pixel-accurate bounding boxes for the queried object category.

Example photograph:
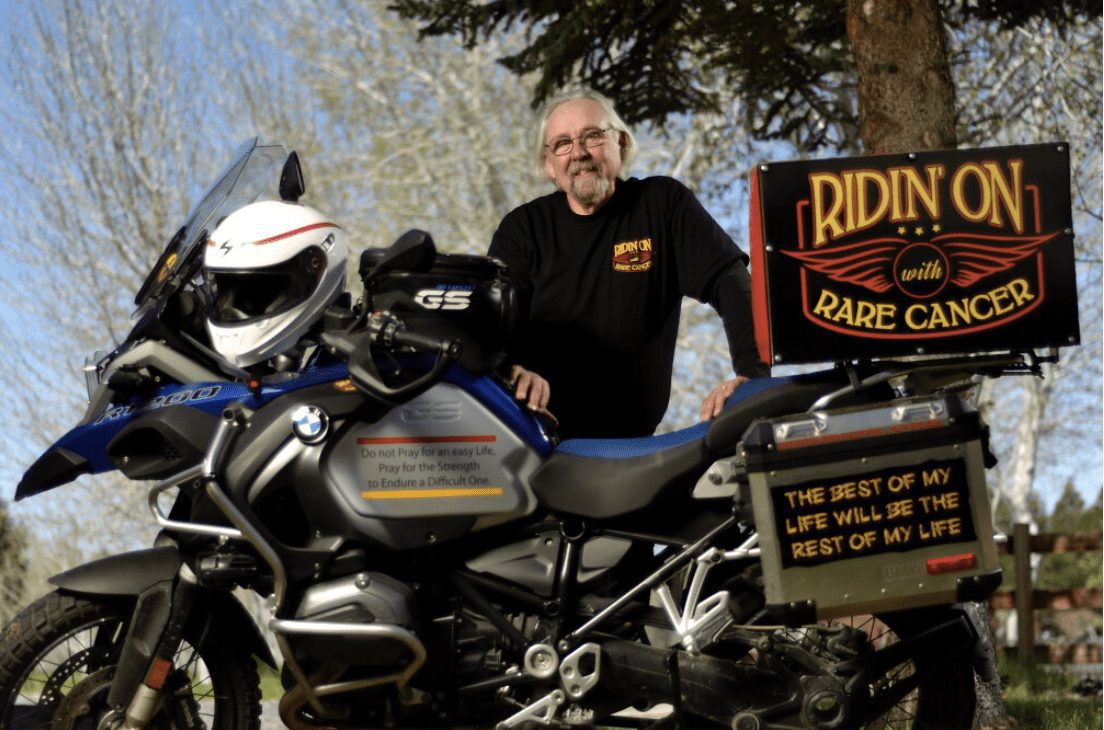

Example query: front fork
[107,565,198,729]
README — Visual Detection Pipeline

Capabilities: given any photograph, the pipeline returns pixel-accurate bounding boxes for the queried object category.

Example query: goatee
[569,164,612,206]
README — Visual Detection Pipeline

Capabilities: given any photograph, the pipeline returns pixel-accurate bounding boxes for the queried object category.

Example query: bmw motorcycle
[1,139,1029,729]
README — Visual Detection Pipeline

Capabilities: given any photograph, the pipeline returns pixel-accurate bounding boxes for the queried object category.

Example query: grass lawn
[1000,655,1102,729]
[1004,697,1102,729]
[259,660,283,700]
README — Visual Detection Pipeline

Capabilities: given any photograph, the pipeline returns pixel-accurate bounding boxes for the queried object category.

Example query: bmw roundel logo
[291,405,329,444]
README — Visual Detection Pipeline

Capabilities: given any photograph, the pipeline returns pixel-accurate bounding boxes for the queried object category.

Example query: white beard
[569,165,612,207]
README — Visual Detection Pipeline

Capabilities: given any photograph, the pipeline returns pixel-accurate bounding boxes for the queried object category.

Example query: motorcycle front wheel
[0,591,262,729]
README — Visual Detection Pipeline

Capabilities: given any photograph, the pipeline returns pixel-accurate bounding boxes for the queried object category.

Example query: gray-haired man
[490,89,768,439]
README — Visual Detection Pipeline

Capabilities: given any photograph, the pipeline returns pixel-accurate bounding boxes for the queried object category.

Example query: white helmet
[203,200,347,367]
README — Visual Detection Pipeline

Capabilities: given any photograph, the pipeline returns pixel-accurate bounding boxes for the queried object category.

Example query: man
[490,89,768,439]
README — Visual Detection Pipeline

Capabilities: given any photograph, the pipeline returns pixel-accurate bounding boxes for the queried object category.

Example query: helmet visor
[207,247,326,324]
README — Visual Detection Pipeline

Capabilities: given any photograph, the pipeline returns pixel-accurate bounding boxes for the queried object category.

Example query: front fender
[50,545,276,668]
[50,546,182,596]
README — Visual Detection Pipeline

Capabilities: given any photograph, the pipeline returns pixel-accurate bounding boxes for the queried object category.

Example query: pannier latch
[891,401,944,422]
[775,416,827,441]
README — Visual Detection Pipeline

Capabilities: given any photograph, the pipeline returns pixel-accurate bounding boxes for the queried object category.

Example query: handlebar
[320,309,463,404]
[367,312,462,359]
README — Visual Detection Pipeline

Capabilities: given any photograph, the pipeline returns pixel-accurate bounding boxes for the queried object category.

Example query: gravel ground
[260,701,285,729]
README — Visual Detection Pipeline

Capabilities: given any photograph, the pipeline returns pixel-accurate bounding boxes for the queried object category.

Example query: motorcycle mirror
[362,229,437,286]
[279,151,305,203]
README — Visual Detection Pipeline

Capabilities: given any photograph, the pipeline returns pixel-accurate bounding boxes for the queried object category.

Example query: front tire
[0,591,262,729]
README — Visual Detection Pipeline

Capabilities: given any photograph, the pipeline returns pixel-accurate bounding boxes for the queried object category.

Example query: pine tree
[1036,483,1103,591]
[391,0,1098,153]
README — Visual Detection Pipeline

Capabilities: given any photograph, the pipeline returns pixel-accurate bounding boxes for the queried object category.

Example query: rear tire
[709,565,975,728]
[0,590,262,729]
[830,606,976,729]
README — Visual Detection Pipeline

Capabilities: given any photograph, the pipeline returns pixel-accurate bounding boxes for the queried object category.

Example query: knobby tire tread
[0,590,262,730]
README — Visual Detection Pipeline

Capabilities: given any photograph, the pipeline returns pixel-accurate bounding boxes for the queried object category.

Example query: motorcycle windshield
[132,138,288,317]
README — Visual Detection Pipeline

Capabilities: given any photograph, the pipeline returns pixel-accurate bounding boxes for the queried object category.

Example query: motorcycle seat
[530,369,854,519]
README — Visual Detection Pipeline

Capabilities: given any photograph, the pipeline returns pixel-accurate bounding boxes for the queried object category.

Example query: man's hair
[535,88,638,179]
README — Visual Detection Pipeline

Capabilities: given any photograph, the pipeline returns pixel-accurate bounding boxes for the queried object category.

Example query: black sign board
[771,458,977,569]
[749,143,1080,364]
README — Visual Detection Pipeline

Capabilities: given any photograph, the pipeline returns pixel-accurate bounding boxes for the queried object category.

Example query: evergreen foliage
[995,483,1103,592]
[390,0,1100,150]
[1035,483,1103,591]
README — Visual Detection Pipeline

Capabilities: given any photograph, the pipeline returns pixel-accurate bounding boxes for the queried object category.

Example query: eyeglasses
[545,127,615,156]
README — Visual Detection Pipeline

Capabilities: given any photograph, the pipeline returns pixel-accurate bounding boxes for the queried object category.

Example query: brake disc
[47,662,205,730]
[50,665,119,730]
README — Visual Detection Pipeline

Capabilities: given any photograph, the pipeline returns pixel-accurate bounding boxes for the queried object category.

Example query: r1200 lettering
[4,140,1050,729]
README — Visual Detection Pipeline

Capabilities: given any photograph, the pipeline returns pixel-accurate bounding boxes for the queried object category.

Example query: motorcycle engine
[293,572,417,666]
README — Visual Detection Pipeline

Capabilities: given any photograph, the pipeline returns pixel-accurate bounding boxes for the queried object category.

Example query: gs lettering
[414,289,473,311]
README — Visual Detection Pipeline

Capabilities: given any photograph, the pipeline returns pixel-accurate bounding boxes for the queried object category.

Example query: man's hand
[509,364,550,412]
[699,376,749,421]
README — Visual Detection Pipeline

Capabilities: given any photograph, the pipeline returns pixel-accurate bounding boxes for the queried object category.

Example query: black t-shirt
[489,176,765,439]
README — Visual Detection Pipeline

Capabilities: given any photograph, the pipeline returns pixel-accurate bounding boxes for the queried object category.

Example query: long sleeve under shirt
[489,176,768,440]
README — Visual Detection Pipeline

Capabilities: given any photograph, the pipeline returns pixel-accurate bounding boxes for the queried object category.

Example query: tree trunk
[847,5,1008,726]
[845,0,957,154]
[1008,370,1053,531]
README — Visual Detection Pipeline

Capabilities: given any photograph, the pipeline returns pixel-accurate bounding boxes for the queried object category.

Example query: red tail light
[925,553,977,575]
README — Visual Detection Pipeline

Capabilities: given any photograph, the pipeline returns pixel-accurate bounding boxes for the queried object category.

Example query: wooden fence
[989,524,1103,665]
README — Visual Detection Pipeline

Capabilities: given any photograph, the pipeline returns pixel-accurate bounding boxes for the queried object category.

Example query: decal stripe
[360,487,504,499]
[357,435,497,444]
[253,222,341,245]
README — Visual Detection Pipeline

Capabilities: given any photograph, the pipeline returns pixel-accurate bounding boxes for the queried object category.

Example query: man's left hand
[699,376,749,421]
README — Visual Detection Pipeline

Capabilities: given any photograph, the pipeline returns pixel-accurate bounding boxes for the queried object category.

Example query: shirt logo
[612,238,653,273]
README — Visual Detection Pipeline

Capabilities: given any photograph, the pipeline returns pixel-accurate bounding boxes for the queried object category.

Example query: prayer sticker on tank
[770,458,976,568]
[357,435,500,497]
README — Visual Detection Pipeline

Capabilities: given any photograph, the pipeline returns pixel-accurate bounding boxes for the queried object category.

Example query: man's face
[542,98,623,214]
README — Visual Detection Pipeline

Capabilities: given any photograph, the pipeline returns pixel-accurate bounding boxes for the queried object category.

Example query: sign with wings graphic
[749,143,1079,364]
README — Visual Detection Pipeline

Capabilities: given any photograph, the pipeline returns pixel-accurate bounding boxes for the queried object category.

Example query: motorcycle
[1,139,1030,729]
